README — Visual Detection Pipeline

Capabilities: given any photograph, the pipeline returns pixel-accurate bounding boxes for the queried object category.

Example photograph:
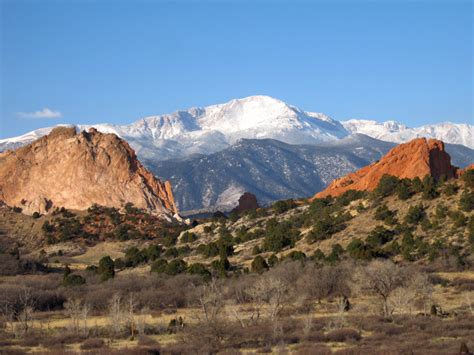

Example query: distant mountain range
[146,135,473,212]
[1,96,472,160]
[1,95,472,211]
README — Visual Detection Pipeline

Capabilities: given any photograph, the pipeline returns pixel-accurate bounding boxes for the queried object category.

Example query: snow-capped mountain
[342,119,473,148]
[1,96,472,160]
[147,136,474,212]
[0,96,348,160]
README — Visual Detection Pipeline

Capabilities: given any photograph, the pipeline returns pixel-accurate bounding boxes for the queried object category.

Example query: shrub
[312,249,326,261]
[63,274,86,287]
[422,175,439,199]
[267,254,279,267]
[165,259,187,275]
[374,205,397,224]
[80,338,105,350]
[396,179,414,200]
[366,226,395,247]
[251,255,269,273]
[151,259,168,273]
[375,175,400,197]
[336,190,366,206]
[144,244,162,261]
[263,218,299,252]
[326,328,361,342]
[187,263,211,279]
[404,204,425,225]
[462,169,474,188]
[181,231,198,243]
[459,191,474,212]
[285,250,306,262]
[347,239,376,260]
[98,256,115,281]
[273,199,297,214]
[444,183,459,196]
[449,211,467,228]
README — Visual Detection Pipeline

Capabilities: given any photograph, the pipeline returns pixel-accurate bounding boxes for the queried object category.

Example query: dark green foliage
[32,212,41,219]
[375,175,400,197]
[311,248,326,261]
[462,169,474,188]
[203,225,213,234]
[366,226,395,247]
[197,242,220,258]
[422,176,439,200]
[213,254,231,277]
[144,244,162,261]
[181,231,198,243]
[307,211,348,242]
[396,179,414,200]
[444,183,459,196]
[165,259,187,275]
[326,243,344,263]
[404,204,426,225]
[308,198,332,217]
[459,191,474,212]
[162,233,178,247]
[285,250,306,262]
[346,239,376,260]
[435,204,448,220]
[98,256,115,281]
[150,259,168,273]
[335,190,366,207]
[164,247,179,259]
[124,247,147,267]
[273,199,297,214]
[187,263,211,279]
[374,205,397,225]
[448,211,467,228]
[262,218,299,252]
[252,245,261,255]
[251,255,269,273]
[411,177,424,193]
[63,274,86,287]
[267,254,279,267]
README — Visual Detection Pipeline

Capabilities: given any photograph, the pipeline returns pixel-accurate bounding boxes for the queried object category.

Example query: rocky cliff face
[231,192,259,214]
[0,127,177,216]
[313,138,459,199]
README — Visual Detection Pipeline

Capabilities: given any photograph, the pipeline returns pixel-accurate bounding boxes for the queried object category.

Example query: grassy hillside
[0,171,473,353]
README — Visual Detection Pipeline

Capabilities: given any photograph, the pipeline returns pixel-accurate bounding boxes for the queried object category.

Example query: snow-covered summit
[1,96,472,160]
[342,119,473,148]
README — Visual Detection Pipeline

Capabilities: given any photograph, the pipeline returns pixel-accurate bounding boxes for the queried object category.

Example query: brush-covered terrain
[0,170,473,354]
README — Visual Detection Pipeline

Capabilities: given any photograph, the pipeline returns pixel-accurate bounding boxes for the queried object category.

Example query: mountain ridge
[1,96,472,161]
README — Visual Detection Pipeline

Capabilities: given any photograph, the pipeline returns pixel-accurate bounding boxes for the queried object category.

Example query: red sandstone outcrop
[312,138,459,199]
[231,192,259,214]
[0,127,177,216]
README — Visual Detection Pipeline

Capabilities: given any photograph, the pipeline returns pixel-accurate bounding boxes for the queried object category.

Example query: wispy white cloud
[17,108,62,119]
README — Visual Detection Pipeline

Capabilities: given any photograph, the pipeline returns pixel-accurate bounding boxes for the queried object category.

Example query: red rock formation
[231,192,259,214]
[312,138,459,199]
[0,127,177,216]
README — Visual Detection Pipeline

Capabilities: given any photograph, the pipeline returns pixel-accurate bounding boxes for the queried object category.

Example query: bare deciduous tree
[108,294,123,337]
[354,260,407,317]
[64,298,82,334]
[17,288,35,335]
[198,279,224,323]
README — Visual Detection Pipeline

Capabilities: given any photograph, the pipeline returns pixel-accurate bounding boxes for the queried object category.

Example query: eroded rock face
[0,127,177,216]
[313,138,459,199]
[231,192,259,214]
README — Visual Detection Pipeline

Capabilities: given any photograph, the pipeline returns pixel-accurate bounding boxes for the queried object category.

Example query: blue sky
[1,0,472,139]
